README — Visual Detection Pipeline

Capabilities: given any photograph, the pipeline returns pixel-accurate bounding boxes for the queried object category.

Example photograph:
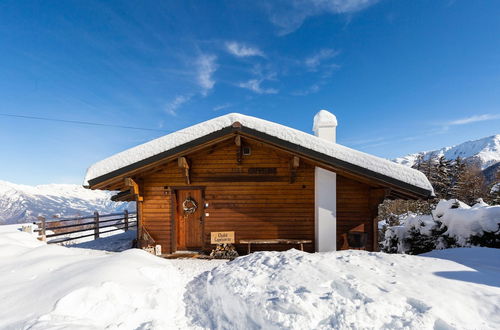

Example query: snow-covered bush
[488,182,500,205]
[381,199,500,254]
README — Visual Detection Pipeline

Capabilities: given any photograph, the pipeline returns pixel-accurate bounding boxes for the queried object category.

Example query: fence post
[94,211,100,239]
[37,216,46,241]
[124,210,129,232]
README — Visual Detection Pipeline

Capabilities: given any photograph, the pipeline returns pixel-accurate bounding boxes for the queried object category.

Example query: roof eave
[86,124,433,199]
[86,126,237,188]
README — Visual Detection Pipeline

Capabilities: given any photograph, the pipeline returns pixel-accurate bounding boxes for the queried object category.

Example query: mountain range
[394,134,500,183]
[0,180,131,225]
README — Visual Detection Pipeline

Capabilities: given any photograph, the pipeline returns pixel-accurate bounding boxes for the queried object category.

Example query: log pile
[210,243,239,259]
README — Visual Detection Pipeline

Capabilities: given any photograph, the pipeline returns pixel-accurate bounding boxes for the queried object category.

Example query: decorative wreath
[182,197,198,214]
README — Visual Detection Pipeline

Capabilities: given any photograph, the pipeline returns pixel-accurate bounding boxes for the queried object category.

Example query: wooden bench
[239,239,313,254]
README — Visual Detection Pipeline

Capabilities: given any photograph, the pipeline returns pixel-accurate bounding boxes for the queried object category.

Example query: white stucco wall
[314,167,337,252]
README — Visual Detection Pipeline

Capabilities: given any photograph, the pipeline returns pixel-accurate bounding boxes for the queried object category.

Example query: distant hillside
[394,134,500,170]
[0,180,132,225]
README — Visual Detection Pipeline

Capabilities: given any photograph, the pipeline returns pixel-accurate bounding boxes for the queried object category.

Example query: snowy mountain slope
[394,134,500,170]
[0,180,131,225]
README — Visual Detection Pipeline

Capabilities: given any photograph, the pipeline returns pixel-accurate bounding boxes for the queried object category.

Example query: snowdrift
[186,249,500,329]
[0,227,185,329]
[1,225,499,329]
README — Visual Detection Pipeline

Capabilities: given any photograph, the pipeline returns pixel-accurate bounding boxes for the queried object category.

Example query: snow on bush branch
[381,199,500,254]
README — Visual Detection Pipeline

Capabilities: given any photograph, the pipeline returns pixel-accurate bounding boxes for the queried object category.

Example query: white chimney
[313,109,338,252]
[313,110,337,143]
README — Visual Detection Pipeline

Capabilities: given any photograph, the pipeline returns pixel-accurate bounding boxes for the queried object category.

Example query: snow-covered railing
[35,210,137,244]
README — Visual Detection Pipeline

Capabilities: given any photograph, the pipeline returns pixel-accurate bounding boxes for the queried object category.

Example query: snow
[433,199,500,246]
[422,247,500,287]
[405,213,435,236]
[394,134,500,170]
[432,199,470,218]
[382,199,500,253]
[0,222,39,235]
[186,249,500,329]
[84,113,433,193]
[68,229,137,252]
[1,225,499,329]
[313,109,338,130]
[0,179,132,224]
[0,227,224,329]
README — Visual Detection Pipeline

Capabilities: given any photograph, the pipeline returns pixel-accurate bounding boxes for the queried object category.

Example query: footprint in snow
[406,297,432,313]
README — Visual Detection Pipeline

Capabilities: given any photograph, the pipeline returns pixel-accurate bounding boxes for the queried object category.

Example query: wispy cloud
[213,103,233,111]
[226,41,265,57]
[447,114,500,126]
[165,94,192,115]
[265,0,380,35]
[305,49,339,70]
[238,79,278,94]
[291,84,320,96]
[236,63,279,94]
[196,54,218,95]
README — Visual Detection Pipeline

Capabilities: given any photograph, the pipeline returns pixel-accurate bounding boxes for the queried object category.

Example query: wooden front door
[175,189,204,251]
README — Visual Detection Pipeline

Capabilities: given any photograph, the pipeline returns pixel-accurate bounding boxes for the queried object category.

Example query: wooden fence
[35,210,137,244]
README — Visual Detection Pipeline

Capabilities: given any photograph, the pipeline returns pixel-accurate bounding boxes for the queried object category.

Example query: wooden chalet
[84,111,433,255]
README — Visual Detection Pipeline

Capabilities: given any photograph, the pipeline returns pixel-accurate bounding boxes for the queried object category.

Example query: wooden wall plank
[138,139,314,254]
[137,138,381,254]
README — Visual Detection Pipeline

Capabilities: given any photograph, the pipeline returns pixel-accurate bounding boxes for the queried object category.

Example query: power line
[0,113,171,133]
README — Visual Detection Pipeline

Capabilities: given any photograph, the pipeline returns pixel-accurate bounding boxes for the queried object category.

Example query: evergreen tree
[412,154,425,172]
[432,156,452,199]
[449,157,467,200]
[412,154,434,179]
[469,229,500,248]
[404,223,436,255]
[431,220,457,249]
[487,171,500,205]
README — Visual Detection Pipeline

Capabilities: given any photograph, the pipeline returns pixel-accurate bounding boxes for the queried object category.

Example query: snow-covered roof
[84,113,433,195]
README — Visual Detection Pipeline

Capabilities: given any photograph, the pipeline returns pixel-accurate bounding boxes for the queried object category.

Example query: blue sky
[0,0,499,185]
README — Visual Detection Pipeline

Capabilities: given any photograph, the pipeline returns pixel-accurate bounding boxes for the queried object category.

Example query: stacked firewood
[210,243,239,259]
[142,245,155,255]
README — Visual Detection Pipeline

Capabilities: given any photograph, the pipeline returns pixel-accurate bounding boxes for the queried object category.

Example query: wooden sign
[211,231,235,244]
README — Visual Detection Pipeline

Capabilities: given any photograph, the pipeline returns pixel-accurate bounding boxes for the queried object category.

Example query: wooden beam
[369,188,389,251]
[235,135,243,164]
[111,190,134,202]
[124,177,144,248]
[178,156,191,184]
[289,156,300,183]
[124,177,143,201]
[234,135,241,147]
